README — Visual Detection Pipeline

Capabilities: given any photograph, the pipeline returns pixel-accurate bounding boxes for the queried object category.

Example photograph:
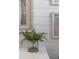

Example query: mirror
[19,0,32,31]
[50,13,59,39]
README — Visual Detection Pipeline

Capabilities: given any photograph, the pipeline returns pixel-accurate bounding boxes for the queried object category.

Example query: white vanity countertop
[19,47,50,59]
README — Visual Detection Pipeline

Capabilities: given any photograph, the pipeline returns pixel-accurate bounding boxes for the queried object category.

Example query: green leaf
[21,31,47,43]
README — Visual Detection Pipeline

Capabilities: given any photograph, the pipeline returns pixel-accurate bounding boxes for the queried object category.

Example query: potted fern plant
[21,30,46,52]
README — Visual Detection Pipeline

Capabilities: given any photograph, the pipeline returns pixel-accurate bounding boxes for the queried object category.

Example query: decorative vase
[27,41,39,52]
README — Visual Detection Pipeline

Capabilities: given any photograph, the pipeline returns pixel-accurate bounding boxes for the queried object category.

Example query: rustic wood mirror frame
[19,0,32,31]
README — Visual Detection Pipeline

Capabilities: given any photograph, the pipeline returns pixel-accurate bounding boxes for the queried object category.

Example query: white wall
[32,0,59,39]
[32,0,59,59]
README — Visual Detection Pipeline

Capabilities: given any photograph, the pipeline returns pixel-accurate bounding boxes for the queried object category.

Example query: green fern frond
[21,31,47,43]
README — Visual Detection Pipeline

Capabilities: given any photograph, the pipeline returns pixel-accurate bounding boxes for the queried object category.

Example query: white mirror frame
[49,0,59,6]
[50,13,59,39]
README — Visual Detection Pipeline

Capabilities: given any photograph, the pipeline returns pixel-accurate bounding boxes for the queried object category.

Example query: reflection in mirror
[54,14,59,36]
[20,0,26,25]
